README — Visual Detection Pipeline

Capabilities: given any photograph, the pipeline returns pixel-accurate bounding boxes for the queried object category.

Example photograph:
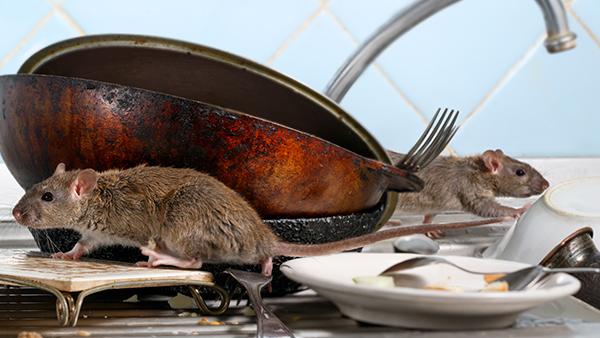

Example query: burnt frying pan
[0,73,422,295]
[17,34,402,224]
[0,74,422,217]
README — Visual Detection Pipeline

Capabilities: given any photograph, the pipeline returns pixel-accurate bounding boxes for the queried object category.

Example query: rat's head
[12,163,98,229]
[482,149,549,197]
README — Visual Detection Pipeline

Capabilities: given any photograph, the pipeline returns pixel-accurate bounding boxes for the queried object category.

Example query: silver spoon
[379,256,600,290]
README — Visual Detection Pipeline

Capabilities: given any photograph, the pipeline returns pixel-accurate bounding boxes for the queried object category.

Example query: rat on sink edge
[388,149,549,236]
[12,163,510,276]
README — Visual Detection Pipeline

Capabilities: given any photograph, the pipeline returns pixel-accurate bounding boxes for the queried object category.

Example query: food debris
[17,332,43,338]
[77,330,91,337]
[484,273,506,283]
[352,276,395,288]
[423,285,464,292]
[481,281,509,292]
[354,274,510,292]
[197,317,224,326]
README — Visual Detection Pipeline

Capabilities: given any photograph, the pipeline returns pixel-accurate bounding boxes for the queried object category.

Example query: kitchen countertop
[2,286,600,338]
[1,157,600,337]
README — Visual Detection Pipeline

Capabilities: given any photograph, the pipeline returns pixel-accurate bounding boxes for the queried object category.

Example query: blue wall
[1,0,598,157]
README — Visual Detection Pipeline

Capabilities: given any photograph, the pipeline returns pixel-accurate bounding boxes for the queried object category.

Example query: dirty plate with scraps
[280,253,580,330]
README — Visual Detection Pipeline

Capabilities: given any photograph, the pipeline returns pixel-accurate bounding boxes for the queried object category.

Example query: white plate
[281,253,580,330]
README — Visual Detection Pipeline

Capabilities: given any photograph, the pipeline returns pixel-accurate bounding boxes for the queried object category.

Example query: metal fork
[224,269,296,338]
[379,256,485,276]
[396,108,459,172]
[378,256,600,290]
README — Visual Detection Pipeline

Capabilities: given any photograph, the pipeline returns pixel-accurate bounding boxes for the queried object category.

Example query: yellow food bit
[77,331,92,337]
[17,332,43,338]
[208,321,224,326]
[484,273,506,283]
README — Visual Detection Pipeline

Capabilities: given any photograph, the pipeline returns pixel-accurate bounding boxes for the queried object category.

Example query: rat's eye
[516,169,526,177]
[41,192,54,202]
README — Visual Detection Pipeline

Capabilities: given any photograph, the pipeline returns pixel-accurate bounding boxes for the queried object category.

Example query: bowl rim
[539,226,594,266]
[544,176,600,219]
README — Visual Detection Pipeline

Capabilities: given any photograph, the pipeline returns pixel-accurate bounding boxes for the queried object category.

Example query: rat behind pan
[389,149,549,226]
[12,164,508,276]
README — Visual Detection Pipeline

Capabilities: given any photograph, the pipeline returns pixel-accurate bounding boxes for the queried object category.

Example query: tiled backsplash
[0,0,598,158]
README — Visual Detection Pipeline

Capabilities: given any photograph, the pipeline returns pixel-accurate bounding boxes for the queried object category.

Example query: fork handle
[245,282,296,338]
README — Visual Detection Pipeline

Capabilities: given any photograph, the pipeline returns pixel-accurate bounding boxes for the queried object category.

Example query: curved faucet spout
[536,0,577,53]
[325,0,577,103]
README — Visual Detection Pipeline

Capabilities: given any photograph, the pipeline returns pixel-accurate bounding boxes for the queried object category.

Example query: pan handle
[324,0,460,102]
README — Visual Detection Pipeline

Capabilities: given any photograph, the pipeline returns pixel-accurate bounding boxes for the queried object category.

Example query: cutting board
[0,249,213,292]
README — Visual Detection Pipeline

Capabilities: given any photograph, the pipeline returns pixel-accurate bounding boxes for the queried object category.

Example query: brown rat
[389,149,549,229]
[12,163,508,275]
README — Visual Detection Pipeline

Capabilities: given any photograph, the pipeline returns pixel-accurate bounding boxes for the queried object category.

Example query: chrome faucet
[325,0,577,102]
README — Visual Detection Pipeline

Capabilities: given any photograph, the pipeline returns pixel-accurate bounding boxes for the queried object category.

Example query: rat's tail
[273,217,508,257]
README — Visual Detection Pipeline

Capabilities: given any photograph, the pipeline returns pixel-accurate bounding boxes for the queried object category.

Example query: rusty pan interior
[0,73,408,294]
[18,34,401,227]
[0,74,421,218]
[19,35,383,159]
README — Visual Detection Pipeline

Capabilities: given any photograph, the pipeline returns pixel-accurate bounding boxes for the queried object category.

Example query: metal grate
[4,286,600,338]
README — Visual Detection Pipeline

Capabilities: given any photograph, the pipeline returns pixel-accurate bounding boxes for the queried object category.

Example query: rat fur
[12,164,508,275]
[389,149,549,224]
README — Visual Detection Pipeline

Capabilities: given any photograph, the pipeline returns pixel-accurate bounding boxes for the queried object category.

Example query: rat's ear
[482,150,503,174]
[53,163,66,176]
[70,169,98,199]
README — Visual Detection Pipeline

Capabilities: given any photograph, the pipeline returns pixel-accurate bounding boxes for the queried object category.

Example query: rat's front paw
[51,251,82,260]
[51,252,65,259]
[51,243,87,260]
[510,205,531,219]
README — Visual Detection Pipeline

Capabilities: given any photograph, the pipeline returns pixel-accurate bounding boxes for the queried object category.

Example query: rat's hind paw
[260,257,273,277]
[51,252,66,259]
[140,246,203,269]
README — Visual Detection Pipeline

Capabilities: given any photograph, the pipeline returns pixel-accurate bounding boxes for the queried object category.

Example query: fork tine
[411,110,459,168]
[420,125,459,169]
[419,125,459,170]
[415,110,458,166]
[402,108,448,166]
[402,108,441,161]
[403,108,451,168]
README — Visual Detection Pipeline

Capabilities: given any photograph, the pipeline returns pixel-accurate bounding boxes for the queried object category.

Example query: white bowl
[281,253,580,330]
[485,177,600,264]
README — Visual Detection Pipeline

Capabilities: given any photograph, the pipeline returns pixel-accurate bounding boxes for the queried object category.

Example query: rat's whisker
[44,231,61,254]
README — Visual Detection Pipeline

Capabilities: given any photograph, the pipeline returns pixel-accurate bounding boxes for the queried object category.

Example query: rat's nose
[541,179,550,191]
[534,179,550,194]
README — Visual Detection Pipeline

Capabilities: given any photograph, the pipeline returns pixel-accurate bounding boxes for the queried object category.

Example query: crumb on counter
[17,332,43,338]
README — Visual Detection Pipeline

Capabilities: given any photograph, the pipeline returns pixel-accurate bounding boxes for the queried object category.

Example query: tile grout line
[460,33,545,129]
[325,8,460,155]
[45,0,86,35]
[568,8,600,48]
[323,8,430,126]
[0,9,55,72]
[264,0,328,65]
